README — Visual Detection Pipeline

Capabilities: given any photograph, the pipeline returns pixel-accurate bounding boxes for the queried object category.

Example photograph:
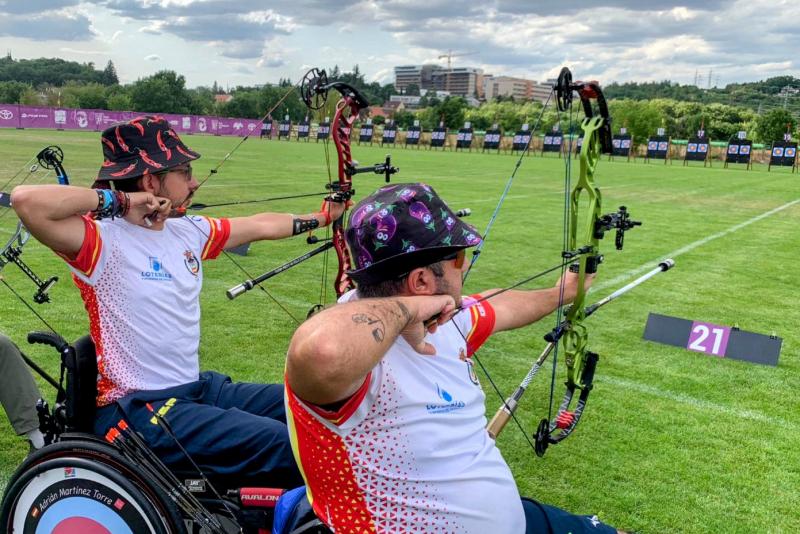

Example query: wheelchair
[0,332,331,534]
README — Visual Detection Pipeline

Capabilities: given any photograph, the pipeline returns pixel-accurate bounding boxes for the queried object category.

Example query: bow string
[449,67,663,458]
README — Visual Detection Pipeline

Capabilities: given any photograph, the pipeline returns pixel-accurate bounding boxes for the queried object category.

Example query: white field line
[592,198,800,294]
[604,376,799,432]
[454,183,641,204]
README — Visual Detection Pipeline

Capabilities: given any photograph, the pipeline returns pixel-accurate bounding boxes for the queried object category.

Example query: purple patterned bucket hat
[345,183,482,285]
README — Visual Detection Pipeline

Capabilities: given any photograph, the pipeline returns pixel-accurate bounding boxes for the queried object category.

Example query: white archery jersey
[63,215,230,405]
[286,290,526,534]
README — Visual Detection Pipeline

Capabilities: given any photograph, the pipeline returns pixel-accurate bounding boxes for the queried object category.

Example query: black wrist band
[292,215,320,236]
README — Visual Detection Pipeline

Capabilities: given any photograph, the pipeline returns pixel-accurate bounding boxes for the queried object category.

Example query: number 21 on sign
[687,322,731,357]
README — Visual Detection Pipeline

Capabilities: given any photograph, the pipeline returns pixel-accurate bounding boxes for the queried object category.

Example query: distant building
[390,95,421,109]
[394,65,443,92]
[215,94,233,103]
[430,67,484,98]
[530,79,556,103]
[369,101,405,119]
[483,76,537,101]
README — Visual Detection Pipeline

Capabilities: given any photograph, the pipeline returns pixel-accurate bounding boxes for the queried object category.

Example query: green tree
[756,108,795,143]
[129,70,203,114]
[0,81,33,105]
[107,92,132,111]
[393,109,416,129]
[405,83,420,96]
[102,61,119,86]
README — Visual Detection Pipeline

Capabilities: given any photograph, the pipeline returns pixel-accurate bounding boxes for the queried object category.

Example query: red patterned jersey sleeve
[55,214,102,277]
[200,216,232,260]
[287,373,372,427]
[462,295,496,354]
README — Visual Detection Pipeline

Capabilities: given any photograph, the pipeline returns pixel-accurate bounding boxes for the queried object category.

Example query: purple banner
[0,104,21,128]
[20,107,56,129]
[1,106,266,138]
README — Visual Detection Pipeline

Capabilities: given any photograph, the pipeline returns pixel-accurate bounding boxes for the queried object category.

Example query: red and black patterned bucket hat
[95,115,200,188]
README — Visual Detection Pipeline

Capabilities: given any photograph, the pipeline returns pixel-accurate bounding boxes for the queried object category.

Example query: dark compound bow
[0,146,70,303]
[225,68,398,315]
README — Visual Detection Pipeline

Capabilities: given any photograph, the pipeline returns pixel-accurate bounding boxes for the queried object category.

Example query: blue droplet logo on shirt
[428,383,464,414]
[142,256,172,282]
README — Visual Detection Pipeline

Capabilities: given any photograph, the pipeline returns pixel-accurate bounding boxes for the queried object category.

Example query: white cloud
[143,54,161,61]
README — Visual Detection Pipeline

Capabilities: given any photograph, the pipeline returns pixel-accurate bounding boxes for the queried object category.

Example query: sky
[1,0,798,90]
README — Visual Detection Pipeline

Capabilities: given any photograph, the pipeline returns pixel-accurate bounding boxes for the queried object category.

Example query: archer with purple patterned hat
[285,182,626,534]
[345,183,482,285]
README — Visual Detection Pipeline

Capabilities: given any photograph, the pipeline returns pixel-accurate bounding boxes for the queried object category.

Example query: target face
[740,146,751,154]
[774,148,785,157]
[728,145,739,154]
[51,514,115,534]
[553,136,562,145]
[687,143,697,152]
[658,142,668,150]
[648,142,657,150]
[13,466,155,534]
[622,140,631,148]
[613,139,621,148]
[786,148,796,157]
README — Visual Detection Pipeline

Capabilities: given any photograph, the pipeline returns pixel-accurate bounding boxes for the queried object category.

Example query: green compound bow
[470,67,656,456]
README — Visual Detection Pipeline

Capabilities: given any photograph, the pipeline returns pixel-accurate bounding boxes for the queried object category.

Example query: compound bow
[462,67,657,456]
[0,146,70,304]
[224,68,399,314]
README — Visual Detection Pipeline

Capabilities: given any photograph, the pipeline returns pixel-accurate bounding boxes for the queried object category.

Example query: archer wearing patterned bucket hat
[94,115,200,188]
[286,184,623,534]
[345,182,482,286]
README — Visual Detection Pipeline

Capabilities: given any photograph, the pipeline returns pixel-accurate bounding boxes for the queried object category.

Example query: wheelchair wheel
[0,437,187,534]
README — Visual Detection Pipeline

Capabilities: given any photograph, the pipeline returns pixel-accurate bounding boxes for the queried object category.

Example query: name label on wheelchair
[643,312,781,366]
[184,479,206,493]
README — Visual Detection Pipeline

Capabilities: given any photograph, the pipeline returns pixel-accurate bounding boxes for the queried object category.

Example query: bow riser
[330,96,362,298]
[563,115,605,391]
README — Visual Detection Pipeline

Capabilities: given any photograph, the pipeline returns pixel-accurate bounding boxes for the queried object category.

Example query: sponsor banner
[0,104,20,128]
[1,107,262,138]
[20,107,56,129]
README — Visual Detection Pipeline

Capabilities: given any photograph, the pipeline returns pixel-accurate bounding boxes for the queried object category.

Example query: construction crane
[437,50,477,94]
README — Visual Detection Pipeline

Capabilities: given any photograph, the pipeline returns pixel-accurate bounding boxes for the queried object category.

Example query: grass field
[2,128,800,533]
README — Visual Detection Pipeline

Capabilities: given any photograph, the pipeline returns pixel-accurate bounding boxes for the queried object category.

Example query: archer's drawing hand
[399,295,457,356]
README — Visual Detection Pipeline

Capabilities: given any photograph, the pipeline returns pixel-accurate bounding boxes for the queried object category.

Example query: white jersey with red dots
[62,214,230,406]
[286,291,526,534]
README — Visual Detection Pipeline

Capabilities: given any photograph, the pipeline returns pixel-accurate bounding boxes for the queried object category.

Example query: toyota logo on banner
[0,109,13,120]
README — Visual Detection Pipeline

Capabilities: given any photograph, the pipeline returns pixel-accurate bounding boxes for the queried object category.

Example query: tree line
[0,55,796,144]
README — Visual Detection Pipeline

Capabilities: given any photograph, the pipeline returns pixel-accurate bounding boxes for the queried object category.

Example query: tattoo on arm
[395,300,411,321]
[351,313,386,343]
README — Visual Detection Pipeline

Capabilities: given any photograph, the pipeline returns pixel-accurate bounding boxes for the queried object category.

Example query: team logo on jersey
[459,348,480,386]
[184,251,199,277]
